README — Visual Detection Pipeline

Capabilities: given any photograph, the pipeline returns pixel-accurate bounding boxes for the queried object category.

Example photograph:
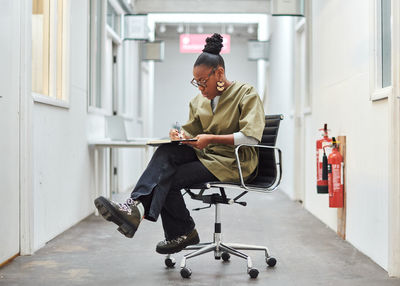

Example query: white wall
[268,0,389,269]
[310,0,388,269]
[32,0,145,249]
[0,0,21,262]
[33,0,94,249]
[153,33,259,138]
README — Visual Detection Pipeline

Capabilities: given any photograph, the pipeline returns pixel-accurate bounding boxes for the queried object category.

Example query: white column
[388,0,400,277]
[19,0,35,256]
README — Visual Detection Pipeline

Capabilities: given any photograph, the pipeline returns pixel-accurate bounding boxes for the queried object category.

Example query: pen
[176,121,183,139]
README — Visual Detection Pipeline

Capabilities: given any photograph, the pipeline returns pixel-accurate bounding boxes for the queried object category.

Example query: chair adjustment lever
[192,204,212,211]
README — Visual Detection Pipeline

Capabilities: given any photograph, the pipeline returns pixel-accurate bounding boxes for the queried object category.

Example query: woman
[94,33,265,255]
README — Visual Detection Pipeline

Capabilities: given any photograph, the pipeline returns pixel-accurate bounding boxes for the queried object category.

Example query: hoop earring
[217,81,225,92]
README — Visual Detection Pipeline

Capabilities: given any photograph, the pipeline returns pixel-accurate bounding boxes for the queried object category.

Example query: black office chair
[163,115,283,279]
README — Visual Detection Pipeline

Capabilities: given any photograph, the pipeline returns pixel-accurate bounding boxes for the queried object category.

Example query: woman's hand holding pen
[170,121,185,140]
[169,128,187,140]
[169,128,180,140]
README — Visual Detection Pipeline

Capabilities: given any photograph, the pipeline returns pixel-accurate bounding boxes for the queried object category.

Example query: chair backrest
[251,114,283,187]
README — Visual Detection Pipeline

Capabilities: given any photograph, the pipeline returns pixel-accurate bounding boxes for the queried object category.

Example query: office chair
[163,114,283,279]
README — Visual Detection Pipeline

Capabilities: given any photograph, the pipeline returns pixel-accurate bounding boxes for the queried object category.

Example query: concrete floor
[1,190,400,286]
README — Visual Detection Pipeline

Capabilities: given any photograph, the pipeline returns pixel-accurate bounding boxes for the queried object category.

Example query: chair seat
[187,179,276,191]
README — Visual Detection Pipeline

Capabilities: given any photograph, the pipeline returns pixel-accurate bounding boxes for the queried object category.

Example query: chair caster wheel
[221,252,230,262]
[266,257,277,267]
[248,268,259,279]
[165,257,176,268]
[180,267,192,278]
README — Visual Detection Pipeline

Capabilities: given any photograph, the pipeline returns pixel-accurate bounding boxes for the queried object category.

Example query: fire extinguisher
[316,124,332,193]
[327,137,344,208]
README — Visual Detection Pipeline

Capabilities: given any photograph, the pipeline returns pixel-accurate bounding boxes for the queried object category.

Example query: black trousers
[130,143,218,240]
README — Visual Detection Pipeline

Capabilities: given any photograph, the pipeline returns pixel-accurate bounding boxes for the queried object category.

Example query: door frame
[293,18,307,203]
[106,18,123,194]
[388,0,400,277]
[19,0,34,255]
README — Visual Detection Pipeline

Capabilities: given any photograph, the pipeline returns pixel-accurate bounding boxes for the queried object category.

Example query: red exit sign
[180,34,231,54]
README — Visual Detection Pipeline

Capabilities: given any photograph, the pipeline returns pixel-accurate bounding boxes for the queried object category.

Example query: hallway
[1,190,398,286]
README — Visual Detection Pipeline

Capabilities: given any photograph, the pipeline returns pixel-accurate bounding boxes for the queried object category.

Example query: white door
[0,0,21,263]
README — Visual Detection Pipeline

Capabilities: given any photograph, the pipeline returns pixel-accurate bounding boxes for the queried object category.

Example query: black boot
[156,229,200,254]
[94,196,142,238]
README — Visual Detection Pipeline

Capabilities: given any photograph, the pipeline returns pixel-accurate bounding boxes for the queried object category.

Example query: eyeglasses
[190,67,216,88]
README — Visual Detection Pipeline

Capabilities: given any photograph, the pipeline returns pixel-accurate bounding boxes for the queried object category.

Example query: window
[32,0,49,96]
[107,1,121,37]
[32,0,67,102]
[370,0,392,100]
[380,0,391,88]
[89,0,103,108]
[89,0,124,111]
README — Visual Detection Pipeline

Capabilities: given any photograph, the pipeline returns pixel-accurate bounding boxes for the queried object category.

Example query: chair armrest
[234,144,282,193]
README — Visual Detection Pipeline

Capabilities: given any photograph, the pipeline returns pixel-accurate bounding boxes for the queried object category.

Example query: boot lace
[115,198,137,215]
[163,235,187,245]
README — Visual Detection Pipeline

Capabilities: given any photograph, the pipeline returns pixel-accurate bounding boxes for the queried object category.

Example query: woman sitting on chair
[94,33,265,254]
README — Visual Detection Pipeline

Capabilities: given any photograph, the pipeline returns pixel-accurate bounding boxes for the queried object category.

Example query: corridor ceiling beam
[133,0,271,14]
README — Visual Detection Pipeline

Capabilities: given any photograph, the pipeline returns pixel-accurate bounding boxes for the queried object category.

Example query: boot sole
[94,196,137,238]
[156,234,200,254]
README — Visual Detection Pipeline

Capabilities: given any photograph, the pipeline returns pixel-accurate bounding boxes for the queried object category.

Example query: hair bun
[202,33,223,55]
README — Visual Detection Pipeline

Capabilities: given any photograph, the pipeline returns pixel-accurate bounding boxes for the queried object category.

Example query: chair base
[164,203,277,278]
[182,240,273,266]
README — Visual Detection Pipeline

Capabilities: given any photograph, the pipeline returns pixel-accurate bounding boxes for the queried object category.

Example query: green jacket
[182,82,265,182]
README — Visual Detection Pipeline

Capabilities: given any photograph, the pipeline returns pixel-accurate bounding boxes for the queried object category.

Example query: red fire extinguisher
[316,124,332,193]
[327,137,344,208]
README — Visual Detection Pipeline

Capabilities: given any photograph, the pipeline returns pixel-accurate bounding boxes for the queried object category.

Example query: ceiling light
[196,25,204,33]
[159,24,166,33]
[247,25,254,34]
[177,24,184,33]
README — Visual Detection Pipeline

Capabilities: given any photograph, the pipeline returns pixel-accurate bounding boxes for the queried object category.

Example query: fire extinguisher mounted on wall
[327,137,344,208]
[316,124,332,193]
